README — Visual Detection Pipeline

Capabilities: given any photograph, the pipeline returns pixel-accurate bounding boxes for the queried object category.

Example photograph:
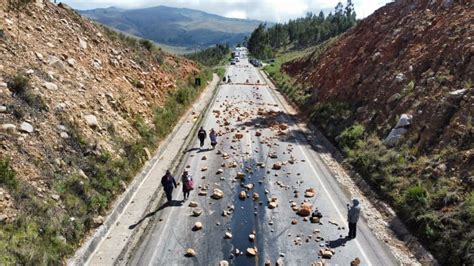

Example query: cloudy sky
[62,0,393,22]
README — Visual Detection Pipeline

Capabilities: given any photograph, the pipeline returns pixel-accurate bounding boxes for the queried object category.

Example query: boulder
[297,202,312,217]
[235,133,244,139]
[19,122,34,133]
[193,222,203,231]
[246,247,258,256]
[0,106,6,113]
[84,114,98,127]
[211,189,224,199]
[272,162,282,170]
[351,257,361,266]
[192,208,202,217]
[304,188,316,198]
[236,172,245,179]
[239,191,247,200]
[224,232,233,239]
[219,260,229,266]
[185,248,196,257]
[319,248,335,259]
[188,201,198,207]
[92,215,105,227]
[383,114,412,146]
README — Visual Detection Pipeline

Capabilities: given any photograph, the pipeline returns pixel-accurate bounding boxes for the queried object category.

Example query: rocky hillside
[281,0,473,264]
[0,0,205,264]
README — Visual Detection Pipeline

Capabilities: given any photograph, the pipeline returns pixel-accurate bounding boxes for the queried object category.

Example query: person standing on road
[181,170,193,201]
[161,170,177,203]
[198,127,207,149]
[347,198,361,239]
[209,129,217,149]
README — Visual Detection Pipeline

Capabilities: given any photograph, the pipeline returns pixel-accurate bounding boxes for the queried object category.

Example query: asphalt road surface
[128,58,398,266]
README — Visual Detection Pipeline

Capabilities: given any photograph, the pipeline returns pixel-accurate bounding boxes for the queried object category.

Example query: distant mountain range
[80,6,263,48]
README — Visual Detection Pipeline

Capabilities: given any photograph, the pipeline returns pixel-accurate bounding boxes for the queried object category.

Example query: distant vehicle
[230,59,236,65]
[249,58,262,67]
[235,57,240,62]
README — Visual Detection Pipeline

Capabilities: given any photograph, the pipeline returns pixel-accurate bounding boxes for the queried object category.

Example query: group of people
[198,127,217,150]
[160,127,218,203]
[161,124,362,240]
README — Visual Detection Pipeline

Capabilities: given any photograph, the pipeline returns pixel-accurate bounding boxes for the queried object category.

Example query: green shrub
[140,39,154,51]
[0,160,18,189]
[9,74,30,95]
[336,123,365,150]
[404,184,429,208]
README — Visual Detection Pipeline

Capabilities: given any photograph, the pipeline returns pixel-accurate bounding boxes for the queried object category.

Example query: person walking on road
[181,170,194,201]
[161,170,177,203]
[209,128,217,149]
[347,198,361,239]
[198,127,207,149]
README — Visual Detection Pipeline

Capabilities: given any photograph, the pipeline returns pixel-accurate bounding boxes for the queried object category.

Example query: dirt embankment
[0,0,200,263]
[283,0,473,264]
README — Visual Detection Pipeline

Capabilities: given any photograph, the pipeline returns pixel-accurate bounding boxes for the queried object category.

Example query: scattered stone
[304,188,316,198]
[246,247,258,256]
[297,202,312,217]
[78,37,88,49]
[219,260,229,266]
[0,124,14,133]
[239,191,247,200]
[192,208,202,217]
[272,162,282,170]
[92,215,105,227]
[60,131,69,139]
[51,194,60,201]
[201,166,208,171]
[211,188,224,199]
[252,192,259,201]
[84,114,98,127]
[249,233,256,242]
[225,232,233,239]
[43,82,58,90]
[201,156,207,160]
[291,219,298,225]
[351,257,361,266]
[193,222,203,231]
[319,248,335,259]
[19,122,34,133]
[216,169,224,174]
[185,248,196,257]
[189,201,198,207]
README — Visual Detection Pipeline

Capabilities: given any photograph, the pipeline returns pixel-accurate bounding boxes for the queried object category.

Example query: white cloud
[62,0,393,22]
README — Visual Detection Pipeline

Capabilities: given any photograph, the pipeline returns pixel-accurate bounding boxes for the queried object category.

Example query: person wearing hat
[181,170,194,201]
[347,198,361,239]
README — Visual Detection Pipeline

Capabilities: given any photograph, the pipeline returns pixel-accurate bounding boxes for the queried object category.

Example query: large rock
[211,189,224,199]
[84,114,98,127]
[297,202,312,217]
[0,106,6,113]
[383,114,412,146]
[92,215,105,227]
[19,122,34,133]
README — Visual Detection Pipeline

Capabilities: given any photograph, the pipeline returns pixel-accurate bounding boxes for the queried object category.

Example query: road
[128,58,398,265]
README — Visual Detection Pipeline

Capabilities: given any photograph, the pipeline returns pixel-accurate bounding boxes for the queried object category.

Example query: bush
[140,39,154,51]
[9,74,30,95]
[0,160,18,189]
[336,123,365,150]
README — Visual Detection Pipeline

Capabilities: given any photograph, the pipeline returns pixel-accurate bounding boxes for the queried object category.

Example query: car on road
[230,59,236,65]
[250,58,262,67]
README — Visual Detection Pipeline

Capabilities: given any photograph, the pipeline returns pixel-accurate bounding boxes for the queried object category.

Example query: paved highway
[128,58,398,266]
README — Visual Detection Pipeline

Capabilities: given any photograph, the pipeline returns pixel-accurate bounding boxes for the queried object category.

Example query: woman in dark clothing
[161,170,177,202]
[198,127,207,149]
[181,170,193,200]
[209,129,217,149]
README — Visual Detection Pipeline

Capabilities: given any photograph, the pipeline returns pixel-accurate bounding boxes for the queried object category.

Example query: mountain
[0,0,207,263]
[80,6,262,48]
[271,0,472,264]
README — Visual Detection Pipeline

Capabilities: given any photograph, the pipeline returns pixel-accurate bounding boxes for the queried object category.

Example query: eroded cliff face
[283,0,473,264]
[0,1,200,263]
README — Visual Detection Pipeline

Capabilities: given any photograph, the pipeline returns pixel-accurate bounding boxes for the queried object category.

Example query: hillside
[0,0,209,264]
[271,0,473,264]
[80,6,261,48]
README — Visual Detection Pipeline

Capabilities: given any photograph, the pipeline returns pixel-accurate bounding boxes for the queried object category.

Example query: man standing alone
[347,198,361,239]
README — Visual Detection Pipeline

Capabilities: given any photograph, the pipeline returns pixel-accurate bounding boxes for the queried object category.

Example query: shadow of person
[196,148,211,153]
[184,147,200,154]
[328,237,350,248]
[128,200,183,230]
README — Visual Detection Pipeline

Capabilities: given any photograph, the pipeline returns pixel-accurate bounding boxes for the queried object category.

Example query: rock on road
[128,58,398,266]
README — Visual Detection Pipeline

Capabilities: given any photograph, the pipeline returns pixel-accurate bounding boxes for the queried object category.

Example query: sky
[61,0,393,22]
